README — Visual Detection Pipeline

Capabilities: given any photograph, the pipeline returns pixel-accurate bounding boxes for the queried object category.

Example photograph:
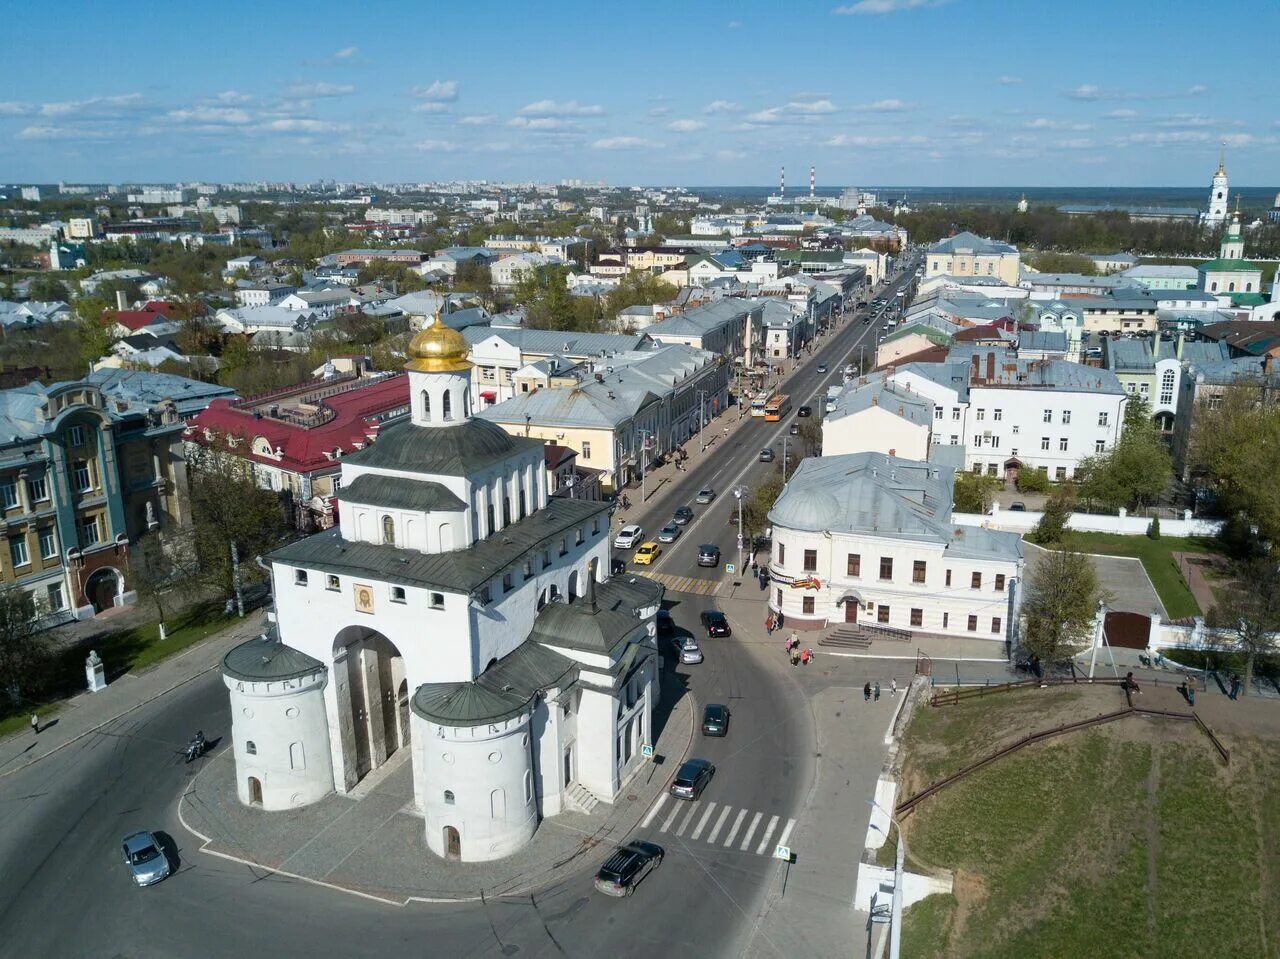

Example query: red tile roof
[186,374,412,475]
[110,310,169,332]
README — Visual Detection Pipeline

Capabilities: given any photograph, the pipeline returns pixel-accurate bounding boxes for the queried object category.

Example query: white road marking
[661,798,683,833]
[640,794,667,829]
[707,805,732,844]
[755,814,780,856]
[777,818,797,847]
[676,800,700,837]
[739,811,763,851]
[723,809,747,847]
[691,801,716,841]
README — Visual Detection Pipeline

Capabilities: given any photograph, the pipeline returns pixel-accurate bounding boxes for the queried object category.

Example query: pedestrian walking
[777,611,784,628]
[1230,674,1242,700]
[765,614,774,635]
[874,682,881,702]
[800,648,811,666]
[790,649,801,667]
[863,682,871,702]
[30,713,39,735]
[891,678,898,697]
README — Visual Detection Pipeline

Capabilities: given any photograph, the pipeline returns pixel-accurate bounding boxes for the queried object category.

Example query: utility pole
[697,389,708,452]
[733,486,748,571]
[639,428,652,503]
[868,798,905,959]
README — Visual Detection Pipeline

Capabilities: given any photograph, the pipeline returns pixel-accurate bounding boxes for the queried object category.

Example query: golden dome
[405,311,472,373]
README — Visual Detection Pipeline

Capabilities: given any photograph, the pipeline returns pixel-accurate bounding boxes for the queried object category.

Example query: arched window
[1246,282,1253,292]
[382,515,395,545]
[1229,282,1236,293]
[1160,369,1176,406]
[444,789,455,805]
[421,390,430,418]
[289,742,305,770]
[442,390,453,421]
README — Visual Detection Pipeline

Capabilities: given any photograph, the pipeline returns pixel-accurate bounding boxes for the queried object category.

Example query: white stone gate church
[220,315,663,862]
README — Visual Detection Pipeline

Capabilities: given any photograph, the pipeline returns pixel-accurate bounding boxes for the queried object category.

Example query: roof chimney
[970,353,981,381]
[115,289,128,311]
[986,351,996,382]
[586,556,599,612]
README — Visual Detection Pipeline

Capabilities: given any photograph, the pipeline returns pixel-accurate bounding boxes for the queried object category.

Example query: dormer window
[382,515,395,546]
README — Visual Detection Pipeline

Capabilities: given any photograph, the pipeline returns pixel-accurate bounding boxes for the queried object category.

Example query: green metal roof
[411,640,576,726]
[337,473,466,513]
[345,417,542,476]
[1198,258,1261,273]
[222,636,325,682]
[528,579,658,654]
[268,497,611,594]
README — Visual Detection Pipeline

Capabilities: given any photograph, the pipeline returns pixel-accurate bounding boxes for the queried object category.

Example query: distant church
[1202,145,1229,226]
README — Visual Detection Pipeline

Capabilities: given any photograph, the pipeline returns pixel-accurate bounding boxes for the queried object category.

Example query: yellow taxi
[633,542,661,566]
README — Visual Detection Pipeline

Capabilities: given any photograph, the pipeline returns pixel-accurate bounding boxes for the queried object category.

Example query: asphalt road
[0,256,921,959]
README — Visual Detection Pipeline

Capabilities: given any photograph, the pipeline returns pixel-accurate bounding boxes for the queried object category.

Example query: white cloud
[998,75,1023,85]
[167,106,253,125]
[412,80,459,102]
[703,100,740,114]
[415,139,460,152]
[858,98,914,112]
[262,118,347,133]
[213,90,254,104]
[1114,130,1211,146]
[518,99,604,117]
[286,82,354,97]
[1154,113,1216,128]
[412,102,451,113]
[1067,83,1207,102]
[1103,108,1139,119]
[715,149,747,161]
[18,124,116,140]
[0,102,34,116]
[728,19,743,27]
[458,114,497,126]
[833,0,951,13]
[648,106,671,117]
[825,133,929,147]
[745,108,782,124]
[1025,117,1092,130]
[1054,138,1096,149]
[787,98,838,114]
[332,46,358,59]
[592,136,659,150]
[667,119,706,132]
[39,93,144,117]
[508,116,578,131]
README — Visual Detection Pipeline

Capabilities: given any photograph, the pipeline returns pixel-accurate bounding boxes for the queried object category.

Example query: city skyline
[2,0,1278,186]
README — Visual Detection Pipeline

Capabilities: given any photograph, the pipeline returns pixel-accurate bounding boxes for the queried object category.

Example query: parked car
[1009,502,1026,512]
[695,487,716,504]
[121,831,170,887]
[702,703,731,737]
[680,638,704,665]
[816,363,828,373]
[613,525,643,549]
[700,610,731,637]
[655,608,674,634]
[594,840,664,897]
[634,542,661,565]
[658,524,681,543]
[673,505,694,525]
[759,447,775,462]
[789,423,800,436]
[669,758,715,800]
[697,544,721,568]
[796,405,812,418]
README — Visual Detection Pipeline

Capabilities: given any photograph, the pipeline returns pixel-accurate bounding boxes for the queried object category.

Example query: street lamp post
[696,389,708,452]
[868,798,905,959]
[639,428,653,504]
[732,485,748,570]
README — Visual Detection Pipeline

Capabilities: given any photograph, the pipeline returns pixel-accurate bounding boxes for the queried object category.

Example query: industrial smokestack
[780,165,785,199]
[810,165,815,199]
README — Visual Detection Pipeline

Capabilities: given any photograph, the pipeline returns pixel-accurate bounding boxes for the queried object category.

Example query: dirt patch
[947,869,986,945]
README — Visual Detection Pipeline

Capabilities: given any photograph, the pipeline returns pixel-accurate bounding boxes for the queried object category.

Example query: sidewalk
[0,610,267,781]
[178,670,695,903]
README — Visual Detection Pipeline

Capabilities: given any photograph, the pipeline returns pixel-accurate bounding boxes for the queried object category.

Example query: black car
[759,447,775,462]
[702,703,730,737]
[655,608,674,634]
[670,758,715,800]
[796,405,812,418]
[594,840,664,897]
[697,544,721,567]
[700,610,731,637]
[673,506,694,525]
[789,423,800,435]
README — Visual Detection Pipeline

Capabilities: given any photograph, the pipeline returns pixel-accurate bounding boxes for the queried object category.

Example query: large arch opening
[332,625,409,787]
[85,567,122,613]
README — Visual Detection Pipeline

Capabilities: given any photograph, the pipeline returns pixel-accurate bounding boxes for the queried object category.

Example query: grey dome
[348,417,539,476]
[769,486,840,531]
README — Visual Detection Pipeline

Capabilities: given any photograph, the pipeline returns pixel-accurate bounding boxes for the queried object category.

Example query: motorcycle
[184,732,207,764]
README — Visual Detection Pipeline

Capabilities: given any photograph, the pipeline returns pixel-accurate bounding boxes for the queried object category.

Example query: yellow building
[925,232,1021,285]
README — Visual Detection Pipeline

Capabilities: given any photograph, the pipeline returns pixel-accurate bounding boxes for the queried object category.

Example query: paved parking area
[1024,542,1166,617]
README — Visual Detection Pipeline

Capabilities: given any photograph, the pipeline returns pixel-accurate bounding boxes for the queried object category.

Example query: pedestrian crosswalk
[639,794,796,858]
[644,572,721,596]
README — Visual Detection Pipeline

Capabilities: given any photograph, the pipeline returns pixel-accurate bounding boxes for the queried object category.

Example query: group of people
[764,611,785,634]
[863,680,897,701]
[784,635,814,667]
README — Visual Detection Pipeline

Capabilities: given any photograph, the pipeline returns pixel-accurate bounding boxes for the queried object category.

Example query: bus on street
[751,385,778,417]
[764,394,792,422]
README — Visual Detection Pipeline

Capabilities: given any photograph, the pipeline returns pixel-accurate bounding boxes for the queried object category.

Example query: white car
[614,524,643,549]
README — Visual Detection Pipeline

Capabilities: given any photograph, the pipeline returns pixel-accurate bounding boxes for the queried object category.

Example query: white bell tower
[1205,143,1229,225]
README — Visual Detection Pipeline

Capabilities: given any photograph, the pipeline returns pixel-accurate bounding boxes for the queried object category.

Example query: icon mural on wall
[354,583,375,614]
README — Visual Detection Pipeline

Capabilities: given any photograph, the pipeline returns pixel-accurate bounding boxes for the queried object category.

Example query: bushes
[1016,468,1050,494]
[1147,516,1161,539]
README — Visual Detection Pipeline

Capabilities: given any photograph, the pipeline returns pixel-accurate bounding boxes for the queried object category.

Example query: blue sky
[3,0,1277,187]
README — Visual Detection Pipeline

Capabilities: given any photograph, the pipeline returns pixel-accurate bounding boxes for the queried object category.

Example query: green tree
[1075,398,1171,511]
[1205,557,1280,696]
[953,471,997,514]
[513,265,597,332]
[74,317,117,370]
[356,259,429,293]
[1029,486,1075,546]
[25,275,71,301]
[1191,381,1280,546]
[453,260,494,309]
[1021,548,1101,664]
[186,440,290,598]
[0,584,52,705]
[602,272,677,323]
[797,419,823,457]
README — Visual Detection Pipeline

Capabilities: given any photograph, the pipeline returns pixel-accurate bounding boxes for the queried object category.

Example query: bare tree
[0,586,53,705]
[1206,558,1280,696]
[131,528,202,640]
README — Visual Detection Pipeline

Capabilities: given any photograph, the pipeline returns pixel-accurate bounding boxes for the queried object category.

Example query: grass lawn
[898,687,1280,958]
[1064,531,1216,619]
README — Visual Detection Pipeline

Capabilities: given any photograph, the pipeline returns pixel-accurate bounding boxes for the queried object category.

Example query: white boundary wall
[954,504,1223,538]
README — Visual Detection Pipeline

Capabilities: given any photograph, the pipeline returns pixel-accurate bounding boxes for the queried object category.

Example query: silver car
[695,487,716,504]
[679,638,704,665]
[657,524,681,544]
[122,831,170,887]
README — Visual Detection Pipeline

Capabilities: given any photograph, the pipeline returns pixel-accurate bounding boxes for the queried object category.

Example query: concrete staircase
[820,627,872,650]
[564,782,603,815]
